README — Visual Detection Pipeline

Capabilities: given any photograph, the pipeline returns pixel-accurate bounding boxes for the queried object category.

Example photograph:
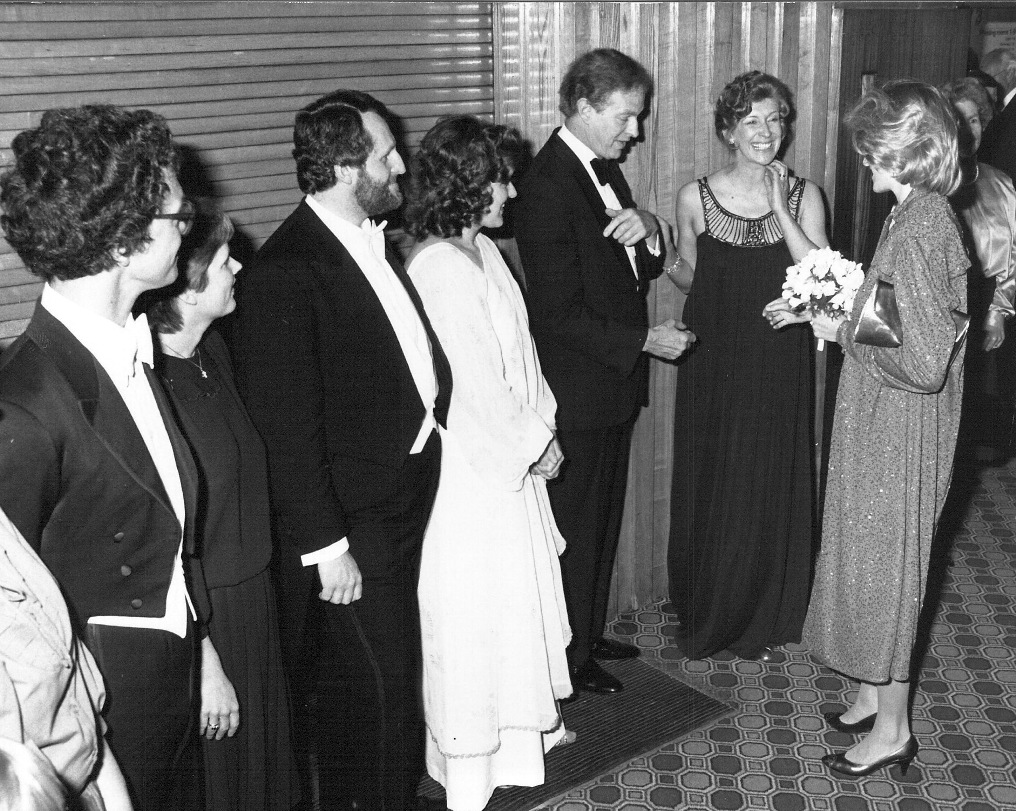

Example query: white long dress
[409,234,573,811]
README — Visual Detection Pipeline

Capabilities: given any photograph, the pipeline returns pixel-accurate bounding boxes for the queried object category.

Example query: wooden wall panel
[0,1,494,344]
[494,2,843,617]
[833,6,971,266]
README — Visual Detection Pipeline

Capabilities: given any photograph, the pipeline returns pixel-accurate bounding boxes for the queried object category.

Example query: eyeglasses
[152,198,195,235]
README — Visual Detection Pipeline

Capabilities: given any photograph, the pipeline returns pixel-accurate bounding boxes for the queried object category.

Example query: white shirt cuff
[301,538,350,566]
[647,234,661,256]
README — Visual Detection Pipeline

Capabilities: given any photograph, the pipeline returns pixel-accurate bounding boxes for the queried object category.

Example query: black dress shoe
[822,735,918,778]
[591,637,641,660]
[823,710,876,734]
[571,659,623,694]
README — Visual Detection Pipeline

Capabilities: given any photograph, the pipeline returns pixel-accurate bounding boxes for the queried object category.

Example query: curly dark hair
[403,115,522,240]
[559,48,652,118]
[0,105,179,282]
[293,89,392,195]
[714,71,795,145]
[143,198,234,334]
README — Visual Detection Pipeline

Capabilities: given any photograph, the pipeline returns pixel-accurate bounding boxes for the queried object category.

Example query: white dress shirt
[300,196,439,567]
[558,124,660,278]
[41,284,193,638]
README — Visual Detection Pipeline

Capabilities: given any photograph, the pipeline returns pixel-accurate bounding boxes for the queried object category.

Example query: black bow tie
[590,157,614,187]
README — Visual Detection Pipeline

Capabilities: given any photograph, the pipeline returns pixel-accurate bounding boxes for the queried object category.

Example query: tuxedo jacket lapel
[28,307,189,530]
[297,203,420,389]
[296,202,450,429]
[551,133,648,292]
[386,245,452,427]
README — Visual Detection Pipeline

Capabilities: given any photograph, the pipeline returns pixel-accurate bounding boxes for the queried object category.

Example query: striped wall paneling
[0,1,495,343]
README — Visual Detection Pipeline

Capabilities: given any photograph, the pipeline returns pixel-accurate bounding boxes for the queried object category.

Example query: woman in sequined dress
[666,71,829,661]
[805,81,967,778]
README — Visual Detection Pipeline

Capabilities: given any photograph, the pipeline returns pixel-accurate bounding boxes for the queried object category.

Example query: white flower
[783,248,865,318]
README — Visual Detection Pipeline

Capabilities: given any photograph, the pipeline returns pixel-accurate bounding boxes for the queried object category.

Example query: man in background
[979,47,1016,182]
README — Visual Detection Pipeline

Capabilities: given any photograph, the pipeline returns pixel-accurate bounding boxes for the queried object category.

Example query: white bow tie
[362,219,388,258]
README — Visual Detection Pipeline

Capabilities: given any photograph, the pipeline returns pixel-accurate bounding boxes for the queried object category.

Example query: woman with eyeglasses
[142,199,298,811]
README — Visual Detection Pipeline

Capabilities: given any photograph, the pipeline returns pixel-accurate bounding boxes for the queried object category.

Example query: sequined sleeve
[841,194,969,393]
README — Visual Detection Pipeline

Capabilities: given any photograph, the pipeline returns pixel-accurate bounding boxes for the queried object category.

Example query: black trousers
[275,432,440,811]
[85,623,194,811]
[548,419,635,669]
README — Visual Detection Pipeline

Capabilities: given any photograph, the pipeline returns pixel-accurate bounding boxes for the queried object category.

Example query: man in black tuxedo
[979,48,1016,182]
[232,90,450,811]
[515,49,694,695]
[0,105,204,809]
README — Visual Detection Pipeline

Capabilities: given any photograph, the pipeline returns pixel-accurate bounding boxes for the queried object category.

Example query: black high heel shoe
[824,710,876,734]
[822,735,918,778]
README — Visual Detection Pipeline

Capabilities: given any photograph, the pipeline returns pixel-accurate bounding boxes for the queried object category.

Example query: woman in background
[404,115,573,811]
[144,201,298,810]
[667,71,828,661]
[941,77,1016,459]
[805,81,967,778]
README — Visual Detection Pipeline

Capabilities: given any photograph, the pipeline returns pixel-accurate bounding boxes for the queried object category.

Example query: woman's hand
[811,311,846,343]
[764,160,791,216]
[200,637,240,741]
[532,436,564,480]
[983,311,1006,351]
[763,297,809,329]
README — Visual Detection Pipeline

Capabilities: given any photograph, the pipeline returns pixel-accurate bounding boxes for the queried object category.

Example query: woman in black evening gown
[666,72,829,660]
[144,201,298,810]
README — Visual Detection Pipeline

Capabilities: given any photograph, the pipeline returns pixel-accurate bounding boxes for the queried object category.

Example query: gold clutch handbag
[853,278,903,347]
[853,279,970,365]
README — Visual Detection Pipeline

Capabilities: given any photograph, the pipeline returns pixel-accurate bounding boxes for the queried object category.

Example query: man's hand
[984,311,1006,351]
[532,436,564,480]
[604,208,659,247]
[318,553,362,604]
[644,319,696,360]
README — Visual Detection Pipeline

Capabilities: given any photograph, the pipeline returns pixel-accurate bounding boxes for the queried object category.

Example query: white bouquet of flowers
[782,247,865,349]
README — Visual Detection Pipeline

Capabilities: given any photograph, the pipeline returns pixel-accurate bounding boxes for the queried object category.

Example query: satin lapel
[298,203,430,416]
[550,133,639,288]
[27,306,181,523]
[387,246,452,426]
[608,163,652,293]
[145,364,198,549]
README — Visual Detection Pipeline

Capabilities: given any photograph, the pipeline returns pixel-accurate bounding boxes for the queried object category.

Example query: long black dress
[159,330,298,811]
[668,176,814,659]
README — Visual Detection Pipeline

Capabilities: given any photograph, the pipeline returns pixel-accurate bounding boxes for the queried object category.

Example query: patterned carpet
[536,456,1016,811]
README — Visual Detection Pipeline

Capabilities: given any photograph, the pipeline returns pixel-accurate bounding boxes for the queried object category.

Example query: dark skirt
[203,568,299,811]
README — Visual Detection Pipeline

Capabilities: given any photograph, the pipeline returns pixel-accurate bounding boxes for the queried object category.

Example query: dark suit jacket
[0,305,203,630]
[514,128,663,431]
[232,200,451,576]
[979,95,1016,184]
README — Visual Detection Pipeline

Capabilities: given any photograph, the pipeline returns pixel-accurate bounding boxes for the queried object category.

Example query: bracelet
[664,256,686,275]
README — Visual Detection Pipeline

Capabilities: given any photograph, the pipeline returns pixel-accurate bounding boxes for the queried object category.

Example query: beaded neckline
[698,176,805,248]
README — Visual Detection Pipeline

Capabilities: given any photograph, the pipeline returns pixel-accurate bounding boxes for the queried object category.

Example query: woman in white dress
[405,115,573,811]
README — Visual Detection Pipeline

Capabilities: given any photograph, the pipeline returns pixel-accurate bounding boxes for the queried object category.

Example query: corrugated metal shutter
[0,1,494,344]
